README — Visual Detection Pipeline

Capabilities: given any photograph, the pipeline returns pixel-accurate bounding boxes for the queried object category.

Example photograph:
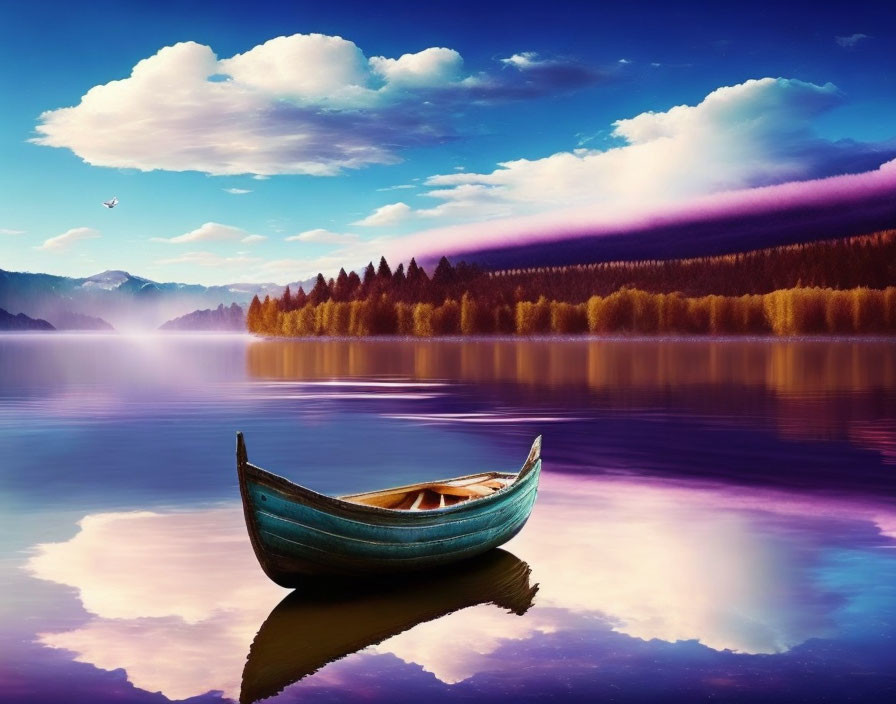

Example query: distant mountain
[0,269,309,330]
[159,303,245,331]
[0,307,55,331]
[48,310,114,331]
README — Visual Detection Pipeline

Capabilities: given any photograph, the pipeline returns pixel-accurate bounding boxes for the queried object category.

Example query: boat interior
[342,473,515,511]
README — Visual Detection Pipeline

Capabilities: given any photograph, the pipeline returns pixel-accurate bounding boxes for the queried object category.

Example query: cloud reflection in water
[24,473,896,701]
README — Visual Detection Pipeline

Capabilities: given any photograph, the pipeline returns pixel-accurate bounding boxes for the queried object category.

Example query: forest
[247,229,896,337]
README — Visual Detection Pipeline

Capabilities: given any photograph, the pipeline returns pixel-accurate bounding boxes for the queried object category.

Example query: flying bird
[102,197,119,209]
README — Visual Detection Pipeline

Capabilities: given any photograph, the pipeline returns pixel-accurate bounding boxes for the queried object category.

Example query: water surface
[1,335,895,703]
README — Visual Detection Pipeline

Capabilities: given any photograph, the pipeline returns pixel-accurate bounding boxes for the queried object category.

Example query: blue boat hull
[237,433,541,584]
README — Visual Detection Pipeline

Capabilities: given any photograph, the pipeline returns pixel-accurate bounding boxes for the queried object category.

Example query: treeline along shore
[247,230,896,337]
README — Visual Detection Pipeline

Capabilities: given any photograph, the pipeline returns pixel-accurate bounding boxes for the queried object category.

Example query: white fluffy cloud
[379,77,888,228]
[377,184,416,192]
[353,202,413,227]
[369,47,463,88]
[32,35,597,177]
[218,34,370,102]
[155,251,260,268]
[38,227,100,251]
[157,222,254,244]
[240,234,267,244]
[1,227,25,235]
[500,51,541,69]
[285,228,358,244]
[223,187,252,195]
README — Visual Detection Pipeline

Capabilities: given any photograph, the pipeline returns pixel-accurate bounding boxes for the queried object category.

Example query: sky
[0,0,894,286]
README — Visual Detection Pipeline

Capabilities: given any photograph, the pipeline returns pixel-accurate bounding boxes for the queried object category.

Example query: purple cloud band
[401,160,896,269]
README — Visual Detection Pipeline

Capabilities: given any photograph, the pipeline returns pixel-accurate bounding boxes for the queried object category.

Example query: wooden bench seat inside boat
[342,474,513,511]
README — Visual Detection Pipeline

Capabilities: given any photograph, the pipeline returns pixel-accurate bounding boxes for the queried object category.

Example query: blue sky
[1,0,894,285]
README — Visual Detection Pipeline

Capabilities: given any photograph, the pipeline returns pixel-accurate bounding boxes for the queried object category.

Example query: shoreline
[2,330,896,343]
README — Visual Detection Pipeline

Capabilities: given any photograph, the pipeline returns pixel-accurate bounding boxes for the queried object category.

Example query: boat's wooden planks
[425,483,494,498]
[341,472,499,504]
[250,487,537,560]
[345,475,511,508]
[244,465,538,545]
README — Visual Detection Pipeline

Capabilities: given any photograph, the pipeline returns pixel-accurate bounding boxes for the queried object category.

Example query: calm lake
[1,334,895,703]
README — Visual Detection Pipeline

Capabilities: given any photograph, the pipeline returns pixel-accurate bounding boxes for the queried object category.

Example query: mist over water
[1,334,895,703]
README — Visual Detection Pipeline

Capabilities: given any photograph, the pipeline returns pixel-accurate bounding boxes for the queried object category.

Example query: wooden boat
[236,432,541,583]
[240,549,537,704]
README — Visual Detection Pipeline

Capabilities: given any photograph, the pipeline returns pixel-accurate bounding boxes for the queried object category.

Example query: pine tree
[261,295,278,333]
[309,273,330,305]
[362,262,376,288]
[347,271,362,299]
[295,286,307,308]
[433,256,455,287]
[377,256,393,281]
[282,285,292,311]
[334,268,350,301]
[392,263,406,297]
[361,262,376,298]
[407,258,421,283]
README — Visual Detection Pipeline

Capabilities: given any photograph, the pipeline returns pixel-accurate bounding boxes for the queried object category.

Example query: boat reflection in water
[240,549,537,704]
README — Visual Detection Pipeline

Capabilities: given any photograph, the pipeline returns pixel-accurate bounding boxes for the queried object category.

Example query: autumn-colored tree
[246,295,262,332]
[853,287,886,332]
[369,294,398,334]
[349,300,371,336]
[252,283,895,337]
[395,302,414,335]
[516,296,551,335]
[412,303,435,336]
[281,310,299,336]
[657,294,688,333]
[886,288,896,330]
[261,295,278,333]
[314,301,351,335]
[630,289,660,332]
[432,299,460,335]
[588,291,632,332]
[550,301,588,334]
[494,304,515,334]
[461,292,493,334]
[708,295,733,334]
[825,290,853,333]
[296,304,315,335]
[686,297,711,333]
